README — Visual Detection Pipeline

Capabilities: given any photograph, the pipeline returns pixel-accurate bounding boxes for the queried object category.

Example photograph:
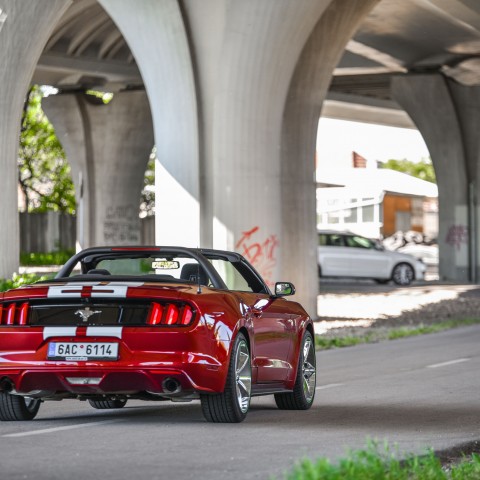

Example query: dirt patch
[315,283,480,339]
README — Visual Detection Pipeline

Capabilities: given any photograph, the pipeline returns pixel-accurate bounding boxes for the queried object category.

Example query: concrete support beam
[42,94,90,248]
[183,0,337,315]
[99,0,200,247]
[43,91,153,247]
[282,0,380,316]
[392,75,470,282]
[0,0,71,279]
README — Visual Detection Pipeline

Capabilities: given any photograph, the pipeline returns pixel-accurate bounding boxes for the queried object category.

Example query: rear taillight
[0,302,30,326]
[147,303,195,326]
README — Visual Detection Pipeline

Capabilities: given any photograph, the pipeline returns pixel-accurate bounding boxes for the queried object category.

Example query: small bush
[0,273,49,292]
[20,250,74,266]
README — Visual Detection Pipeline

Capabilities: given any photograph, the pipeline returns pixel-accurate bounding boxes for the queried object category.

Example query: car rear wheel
[0,393,41,421]
[88,398,128,409]
[275,331,316,410]
[392,263,414,286]
[201,332,251,423]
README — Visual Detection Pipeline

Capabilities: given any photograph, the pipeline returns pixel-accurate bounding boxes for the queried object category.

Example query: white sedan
[318,231,426,286]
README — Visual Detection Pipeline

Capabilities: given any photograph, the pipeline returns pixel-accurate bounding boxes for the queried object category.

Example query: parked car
[318,230,426,285]
[0,246,315,423]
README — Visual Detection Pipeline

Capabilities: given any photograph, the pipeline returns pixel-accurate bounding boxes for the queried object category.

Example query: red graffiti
[235,226,279,286]
[445,225,468,250]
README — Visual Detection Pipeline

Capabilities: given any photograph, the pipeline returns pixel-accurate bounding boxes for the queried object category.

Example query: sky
[316,118,430,169]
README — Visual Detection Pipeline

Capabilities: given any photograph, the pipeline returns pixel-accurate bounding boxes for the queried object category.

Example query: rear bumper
[0,362,224,397]
[1,367,215,396]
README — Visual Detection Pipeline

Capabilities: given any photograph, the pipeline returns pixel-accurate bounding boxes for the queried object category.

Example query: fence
[20,213,155,252]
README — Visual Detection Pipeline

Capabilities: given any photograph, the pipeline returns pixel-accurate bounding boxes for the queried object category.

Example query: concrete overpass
[1,0,480,316]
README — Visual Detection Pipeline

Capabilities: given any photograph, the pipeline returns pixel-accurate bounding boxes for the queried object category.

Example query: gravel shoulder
[315,280,480,339]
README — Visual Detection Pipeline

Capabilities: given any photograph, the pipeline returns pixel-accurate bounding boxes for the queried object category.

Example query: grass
[20,250,74,266]
[282,441,480,480]
[315,318,480,350]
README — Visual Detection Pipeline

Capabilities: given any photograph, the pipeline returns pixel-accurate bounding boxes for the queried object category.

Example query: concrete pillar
[392,75,470,282]
[42,94,90,249]
[281,0,379,315]
[0,0,71,278]
[99,0,200,247]
[447,81,480,282]
[185,0,337,311]
[43,90,153,246]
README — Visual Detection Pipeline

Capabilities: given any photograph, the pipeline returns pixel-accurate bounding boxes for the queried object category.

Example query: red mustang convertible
[0,247,316,422]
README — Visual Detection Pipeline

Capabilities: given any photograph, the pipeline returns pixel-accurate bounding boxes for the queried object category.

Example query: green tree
[18,86,76,214]
[382,158,436,184]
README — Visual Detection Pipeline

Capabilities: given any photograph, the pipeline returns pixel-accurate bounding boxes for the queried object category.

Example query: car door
[344,234,390,277]
[249,295,295,383]
[318,233,351,276]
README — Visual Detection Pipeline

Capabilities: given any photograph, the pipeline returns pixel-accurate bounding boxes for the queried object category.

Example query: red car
[0,247,316,423]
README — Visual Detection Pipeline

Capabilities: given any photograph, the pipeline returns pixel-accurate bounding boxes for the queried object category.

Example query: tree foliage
[382,158,436,184]
[18,86,76,214]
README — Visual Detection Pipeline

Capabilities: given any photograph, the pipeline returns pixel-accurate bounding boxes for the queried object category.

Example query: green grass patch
[0,273,51,292]
[315,318,480,350]
[20,250,74,266]
[282,441,480,480]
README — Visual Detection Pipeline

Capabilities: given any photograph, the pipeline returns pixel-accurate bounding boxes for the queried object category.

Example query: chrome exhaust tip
[162,377,182,394]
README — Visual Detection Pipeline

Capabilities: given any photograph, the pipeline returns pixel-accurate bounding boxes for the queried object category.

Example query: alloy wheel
[302,336,316,403]
[235,339,251,413]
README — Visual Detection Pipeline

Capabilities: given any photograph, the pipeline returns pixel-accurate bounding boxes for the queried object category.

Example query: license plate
[47,342,118,361]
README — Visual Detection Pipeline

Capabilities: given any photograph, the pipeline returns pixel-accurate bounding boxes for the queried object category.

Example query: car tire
[392,263,414,286]
[275,331,316,410]
[200,332,251,423]
[0,393,41,421]
[88,398,128,409]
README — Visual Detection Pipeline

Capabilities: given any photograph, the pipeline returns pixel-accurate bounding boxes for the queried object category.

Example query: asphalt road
[1,325,479,480]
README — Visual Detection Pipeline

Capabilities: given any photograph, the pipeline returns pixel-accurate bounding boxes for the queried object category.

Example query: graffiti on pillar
[103,205,140,244]
[235,226,279,286]
[445,224,468,250]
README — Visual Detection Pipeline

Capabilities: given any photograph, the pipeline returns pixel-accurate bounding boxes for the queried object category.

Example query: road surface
[1,325,479,479]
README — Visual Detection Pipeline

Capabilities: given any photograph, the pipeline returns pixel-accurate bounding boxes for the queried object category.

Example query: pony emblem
[75,307,101,322]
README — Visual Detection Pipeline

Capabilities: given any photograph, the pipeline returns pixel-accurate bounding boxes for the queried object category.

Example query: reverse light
[66,377,102,385]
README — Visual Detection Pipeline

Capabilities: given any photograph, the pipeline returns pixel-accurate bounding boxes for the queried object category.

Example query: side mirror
[274,282,295,297]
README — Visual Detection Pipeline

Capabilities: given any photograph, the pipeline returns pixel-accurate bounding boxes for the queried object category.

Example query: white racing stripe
[2,419,121,438]
[47,283,142,299]
[316,383,344,390]
[86,326,123,339]
[90,285,128,298]
[426,358,470,369]
[43,327,77,340]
